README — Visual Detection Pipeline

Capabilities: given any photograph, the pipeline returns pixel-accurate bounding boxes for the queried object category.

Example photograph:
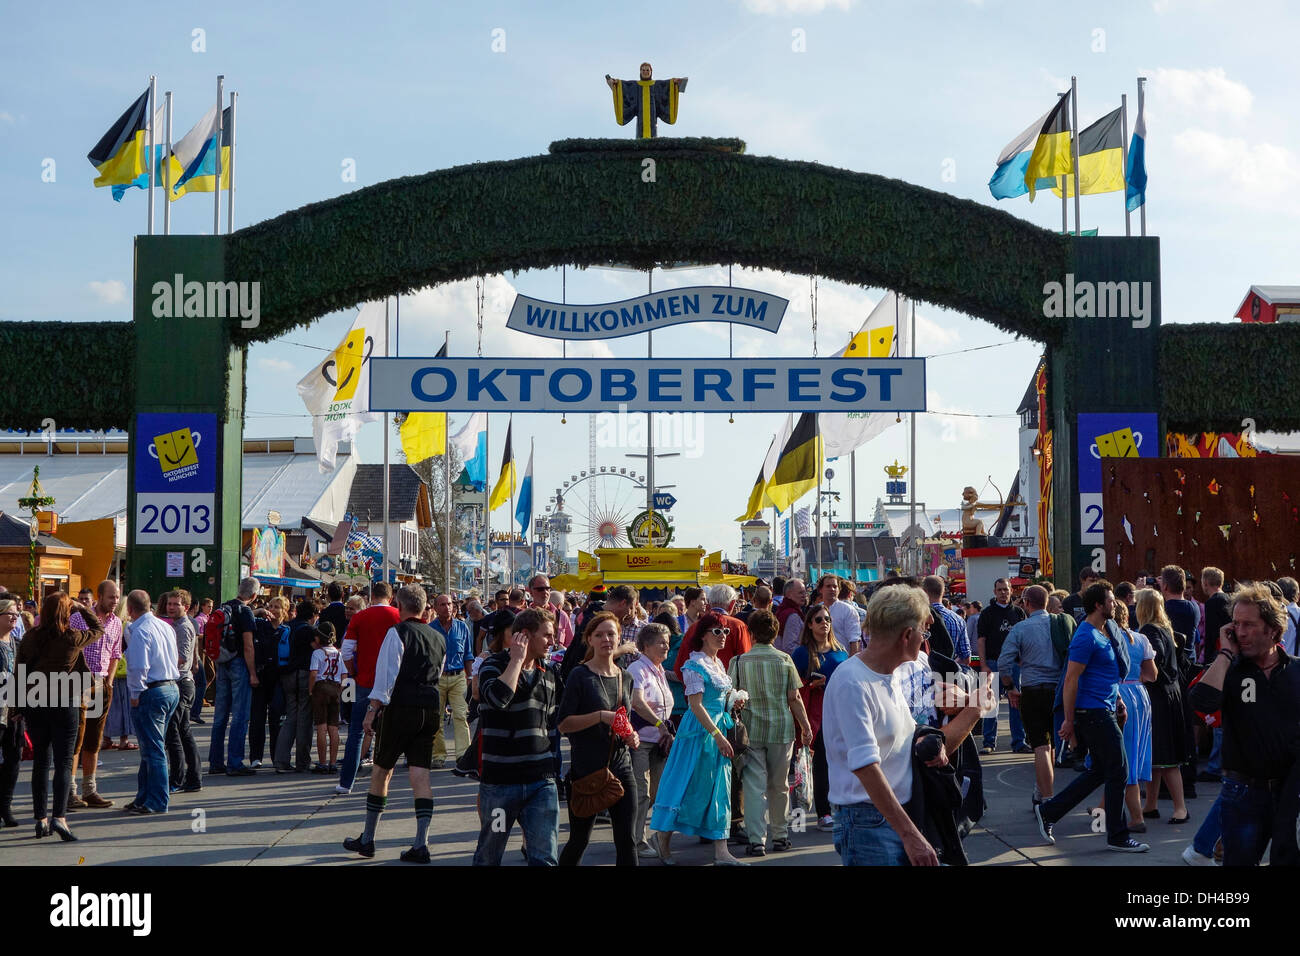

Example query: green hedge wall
[226,139,1071,346]
[0,322,134,430]
[1162,322,1300,432]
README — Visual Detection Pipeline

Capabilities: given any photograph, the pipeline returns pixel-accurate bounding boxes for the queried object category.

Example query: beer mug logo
[1090,427,1142,459]
[321,329,374,402]
[149,428,202,474]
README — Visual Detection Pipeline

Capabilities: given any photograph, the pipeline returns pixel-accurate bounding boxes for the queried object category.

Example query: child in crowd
[309,624,345,773]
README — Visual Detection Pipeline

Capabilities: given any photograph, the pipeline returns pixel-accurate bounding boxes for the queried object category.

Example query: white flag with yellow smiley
[297,301,388,472]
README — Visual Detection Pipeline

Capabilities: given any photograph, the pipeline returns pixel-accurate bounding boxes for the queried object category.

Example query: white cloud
[1145,67,1253,121]
[1039,68,1069,94]
[1172,128,1300,193]
[88,279,125,305]
[0,112,14,124]
[738,0,853,12]
[393,276,615,360]
[257,357,293,372]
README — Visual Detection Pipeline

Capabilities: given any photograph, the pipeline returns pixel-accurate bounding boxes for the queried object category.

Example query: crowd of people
[1,561,1297,866]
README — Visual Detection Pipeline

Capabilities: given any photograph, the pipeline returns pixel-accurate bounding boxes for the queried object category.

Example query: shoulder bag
[725,656,750,758]
[570,670,627,818]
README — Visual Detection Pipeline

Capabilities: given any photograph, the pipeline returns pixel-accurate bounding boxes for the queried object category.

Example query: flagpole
[849,450,857,583]
[147,76,156,236]
[1058,92,1068,234]
[815,464,823,578]
[1137,76,1147,237]
[226,91,236,234]
[1070,77,1082,237]
[483,414,491,591]
[1119,94,1131,237]
[382,297,391,589]
[162,91,172,236]
[213,75,223,236]
[444,330,452,594]
[908,297,917,575]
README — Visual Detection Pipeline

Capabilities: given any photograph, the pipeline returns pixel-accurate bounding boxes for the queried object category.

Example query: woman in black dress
[557,611,640,865]
[1136,589,1190,824]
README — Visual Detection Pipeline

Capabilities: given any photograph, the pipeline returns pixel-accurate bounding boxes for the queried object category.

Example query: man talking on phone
[1190,582,1300,865]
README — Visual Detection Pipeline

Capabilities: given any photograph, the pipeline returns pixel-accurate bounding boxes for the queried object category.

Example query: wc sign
[1076,412,1158,549]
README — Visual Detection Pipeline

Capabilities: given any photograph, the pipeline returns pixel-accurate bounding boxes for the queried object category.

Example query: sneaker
[450,767,479,779]
[1034,803,1055,845]
[333,785,351,795]
[250,760,263,768]
[360,758,373,768]
[745,843,767,857]
[83,793,114,809]
[817,815,834,832]
[1182,844,1215,866]
[980,745,996,755]
[192,718,205,725]
[399,845,431,864]
[956,816,974,839]
[637,843,660,860]
[207,766,227,775]
[343,835,375,858]
[67,795,88,810]
[182,783,203,793]
[1012,744,1034,754]
[770,838,792,852]
[1107,837,1150,853]
[227,766,256,776]
[431,757,446,769]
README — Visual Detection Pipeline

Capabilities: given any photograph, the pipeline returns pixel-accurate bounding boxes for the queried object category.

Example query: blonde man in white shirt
[822,584,982,866]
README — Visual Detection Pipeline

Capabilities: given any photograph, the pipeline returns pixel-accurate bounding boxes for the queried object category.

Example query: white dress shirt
[126,611,182,701]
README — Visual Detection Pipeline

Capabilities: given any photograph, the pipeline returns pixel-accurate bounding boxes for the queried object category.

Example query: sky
[2,0,1295,562]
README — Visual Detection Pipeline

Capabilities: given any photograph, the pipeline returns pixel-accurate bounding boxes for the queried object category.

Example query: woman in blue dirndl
[650,612,747,866]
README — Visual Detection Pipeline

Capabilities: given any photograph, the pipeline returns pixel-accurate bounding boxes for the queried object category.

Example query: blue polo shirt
[1068,621,1122,711]
[431,617,472,673]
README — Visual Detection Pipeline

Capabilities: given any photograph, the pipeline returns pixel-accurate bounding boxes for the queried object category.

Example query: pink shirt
[82,612,123,678]
[549,603,575,647]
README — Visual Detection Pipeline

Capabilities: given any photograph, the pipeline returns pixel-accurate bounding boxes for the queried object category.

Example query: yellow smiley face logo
[154,428,199,473]
[323,329,372,402]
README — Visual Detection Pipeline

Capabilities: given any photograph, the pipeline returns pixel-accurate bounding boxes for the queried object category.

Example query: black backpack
[251,618,282,676]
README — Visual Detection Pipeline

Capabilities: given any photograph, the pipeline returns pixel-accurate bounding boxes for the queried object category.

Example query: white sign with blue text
[505,287,788,340]
[370,358,927,414]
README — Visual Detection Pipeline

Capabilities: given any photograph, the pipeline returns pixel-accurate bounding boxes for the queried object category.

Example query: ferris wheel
[545,466,649,552]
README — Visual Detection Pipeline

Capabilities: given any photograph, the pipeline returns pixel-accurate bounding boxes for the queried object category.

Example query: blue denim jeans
[1207,727,1223,776]
[191,661,206,720]
[982,661,1026,749]
[208,657,251,771]
[133,682,179,812]
[832,802,909,866]
[1039,708,1130,843]
[1192,791,1223,858]
[337,682,371,791]
[473,778,559,866]
[1219,778,1274,866]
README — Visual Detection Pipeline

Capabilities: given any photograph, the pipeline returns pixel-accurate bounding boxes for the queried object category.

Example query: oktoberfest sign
[371,358,926,414]
[506,286,788,340]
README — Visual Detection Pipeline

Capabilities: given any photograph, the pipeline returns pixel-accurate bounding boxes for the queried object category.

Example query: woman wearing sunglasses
[791,604,849,832]
[650,612,748,866]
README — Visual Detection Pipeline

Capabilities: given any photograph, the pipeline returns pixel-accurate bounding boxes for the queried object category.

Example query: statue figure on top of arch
[605,62,688,139]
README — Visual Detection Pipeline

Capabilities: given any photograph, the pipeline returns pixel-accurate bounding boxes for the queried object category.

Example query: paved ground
[0,706,1216,866]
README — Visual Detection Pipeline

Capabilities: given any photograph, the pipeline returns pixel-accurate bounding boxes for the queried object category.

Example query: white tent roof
[0,438,356,528]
